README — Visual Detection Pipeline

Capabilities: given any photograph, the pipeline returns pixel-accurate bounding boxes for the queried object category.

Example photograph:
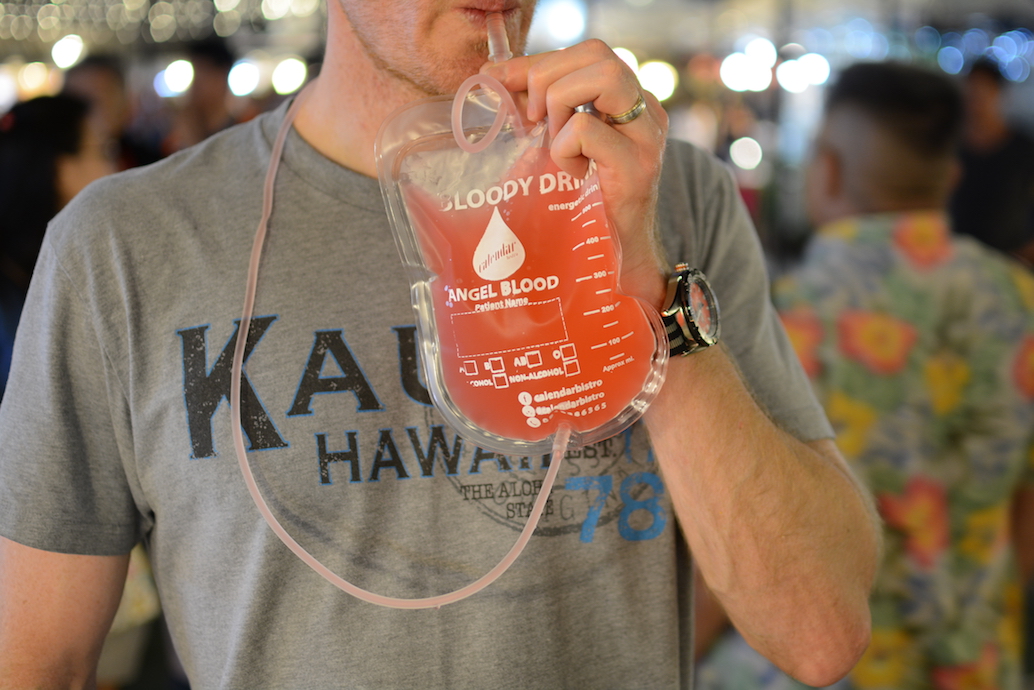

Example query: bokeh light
[940,32,963,50]
[775,59,808,93]
[720,53,750,92]
[214,11,241,37]
[797,53,830,85]
[52,35,85,69]
[228,60,261,97]
[153,72,174,98]
[1002,57,1031,82]
[774,51,829,93]
[937,46,964,74]
[729,137,762,170]
[720,51,773,92]
[163,59,195,94]
[744,37,777,68]
[538,0,587,45]
[613,47,639,73]
[914,26,941,54]
[638,60,678,101]
[290,0,319,17]
[261,0,291,21]
[271,57,306,95]
[963,28,989,56]
[845,30,873,58]
[0,69,18,113]
[993,34,1019,58]
[17,62,48,93]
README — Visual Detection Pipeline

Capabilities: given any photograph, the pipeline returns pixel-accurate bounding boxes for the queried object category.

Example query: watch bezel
[661,264,720,356]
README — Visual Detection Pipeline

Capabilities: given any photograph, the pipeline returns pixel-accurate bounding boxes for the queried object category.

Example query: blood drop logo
[473,207,525,280]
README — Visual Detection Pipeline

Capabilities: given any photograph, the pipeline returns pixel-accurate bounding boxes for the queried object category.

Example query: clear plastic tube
[451,12,523,153]
[487,12,512,63]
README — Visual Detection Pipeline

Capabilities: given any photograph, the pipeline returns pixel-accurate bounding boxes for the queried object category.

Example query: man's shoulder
[662,138,735,185]
[657,138,740,230]
[109,113,273,198]
[953,232,1034,287]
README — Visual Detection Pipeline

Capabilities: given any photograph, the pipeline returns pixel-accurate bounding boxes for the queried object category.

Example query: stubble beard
[339,1,491,98]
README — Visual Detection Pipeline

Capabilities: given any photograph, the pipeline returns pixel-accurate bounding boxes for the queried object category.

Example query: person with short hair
[950,57,1034,265]
[696,60,1034,690]
[62,54,164,169]
[0,94,114,394]
[162,36,241,153]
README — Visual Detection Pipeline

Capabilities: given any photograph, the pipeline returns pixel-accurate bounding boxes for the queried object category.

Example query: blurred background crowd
[1,0,1033,688]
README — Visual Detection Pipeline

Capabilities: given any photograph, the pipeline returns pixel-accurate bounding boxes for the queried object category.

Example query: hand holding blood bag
[378,74,667,456]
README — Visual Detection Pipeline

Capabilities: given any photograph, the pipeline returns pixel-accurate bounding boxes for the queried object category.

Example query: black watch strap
[660,264,720,357]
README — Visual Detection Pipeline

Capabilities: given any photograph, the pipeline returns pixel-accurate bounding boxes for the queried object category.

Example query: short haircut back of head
[826,61,963,160]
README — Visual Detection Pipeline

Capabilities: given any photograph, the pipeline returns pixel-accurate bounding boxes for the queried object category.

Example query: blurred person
[62,56,128,158]
[61,54,163,170]
[949,57,1034,265]
[0,94,114,395]
[162,37,238,154]
[695,61,1034,690]
[0,2,881,688]
[0,94,161,690]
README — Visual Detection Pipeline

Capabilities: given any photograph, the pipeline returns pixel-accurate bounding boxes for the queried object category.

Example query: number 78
[563,472,667,543]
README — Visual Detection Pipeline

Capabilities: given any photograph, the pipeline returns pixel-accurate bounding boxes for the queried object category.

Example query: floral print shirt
[696,211,1034,690]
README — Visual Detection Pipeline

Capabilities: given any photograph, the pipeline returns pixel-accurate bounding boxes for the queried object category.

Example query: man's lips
[459,3,520,24]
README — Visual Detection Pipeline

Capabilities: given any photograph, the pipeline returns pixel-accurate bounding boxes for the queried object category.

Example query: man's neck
[291,13,427,178]
[819,203,946,229]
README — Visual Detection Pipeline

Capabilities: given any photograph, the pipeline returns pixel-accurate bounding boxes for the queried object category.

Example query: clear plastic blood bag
[401,149,663,448]
[379,73,667,455]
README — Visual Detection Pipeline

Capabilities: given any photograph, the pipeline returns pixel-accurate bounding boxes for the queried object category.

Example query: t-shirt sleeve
[658,141,834,443]
[0,221,139,556]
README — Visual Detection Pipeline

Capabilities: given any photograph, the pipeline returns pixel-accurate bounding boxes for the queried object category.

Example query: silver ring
[605,93,647,125]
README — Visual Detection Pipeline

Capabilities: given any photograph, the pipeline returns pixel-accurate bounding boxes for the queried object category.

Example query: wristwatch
[660,263,720,356]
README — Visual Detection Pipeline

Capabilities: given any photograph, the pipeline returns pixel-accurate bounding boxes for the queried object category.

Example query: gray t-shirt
[0,101,830,689]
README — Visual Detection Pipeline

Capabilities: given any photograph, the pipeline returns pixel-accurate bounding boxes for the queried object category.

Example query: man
[162,37,239,154]
[949,57,1034,265]
[0,2,879,688]
[61,54,163,170]
[696,62,1034,690]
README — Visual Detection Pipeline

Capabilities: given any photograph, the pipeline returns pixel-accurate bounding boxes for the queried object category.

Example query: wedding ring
[605,93,647,125]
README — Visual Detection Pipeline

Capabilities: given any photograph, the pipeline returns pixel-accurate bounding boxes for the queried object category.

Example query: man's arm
[646,348,880,686]
[485,42,880,685]
[0,536,129,690]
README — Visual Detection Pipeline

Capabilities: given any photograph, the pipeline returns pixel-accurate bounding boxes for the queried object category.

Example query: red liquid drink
[402,149,660,444]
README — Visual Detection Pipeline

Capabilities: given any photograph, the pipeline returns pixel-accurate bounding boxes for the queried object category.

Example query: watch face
[687,281,717,340]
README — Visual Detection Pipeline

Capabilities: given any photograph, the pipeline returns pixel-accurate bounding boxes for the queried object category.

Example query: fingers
[479,38,670,307]
[605,93,647,126]
[550,110,635,178]
[483,39,658,140]
[483,41,666,177]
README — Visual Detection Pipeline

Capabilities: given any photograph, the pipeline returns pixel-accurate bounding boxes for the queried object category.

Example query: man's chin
[411,58,494,98]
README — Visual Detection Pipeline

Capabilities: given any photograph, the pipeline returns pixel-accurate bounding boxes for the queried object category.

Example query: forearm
[0,537,129,690]
[644,346,880,685]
